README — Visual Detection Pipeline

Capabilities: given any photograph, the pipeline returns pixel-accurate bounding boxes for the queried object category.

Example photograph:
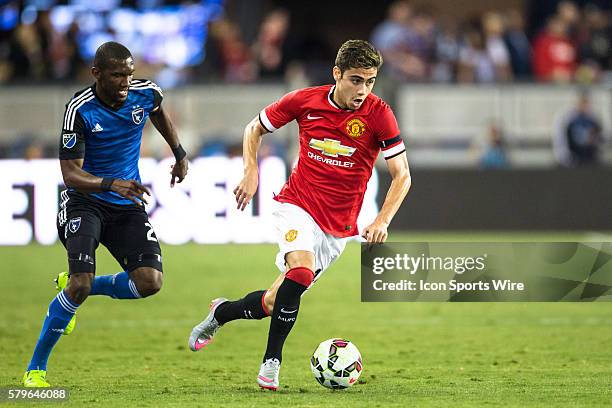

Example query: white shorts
[273,202,349,287]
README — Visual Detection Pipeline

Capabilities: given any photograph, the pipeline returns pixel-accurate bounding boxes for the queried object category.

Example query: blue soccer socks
[27,291,79,371]
[89,272,141,299]
[26,271,141,373]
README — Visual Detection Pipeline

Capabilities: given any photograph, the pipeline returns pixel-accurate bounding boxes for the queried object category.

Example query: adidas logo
[92,123,104,133]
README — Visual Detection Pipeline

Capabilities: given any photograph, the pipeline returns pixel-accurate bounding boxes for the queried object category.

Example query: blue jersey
[59,80,163,205]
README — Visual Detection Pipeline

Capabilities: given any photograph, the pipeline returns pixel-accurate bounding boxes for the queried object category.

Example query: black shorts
[57,190,162,274]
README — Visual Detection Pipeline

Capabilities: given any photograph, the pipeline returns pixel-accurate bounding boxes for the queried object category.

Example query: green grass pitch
[1,232,611,407]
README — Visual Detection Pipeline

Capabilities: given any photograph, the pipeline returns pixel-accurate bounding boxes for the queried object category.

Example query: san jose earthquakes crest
[68,217,81,234]
[132,107,144,124]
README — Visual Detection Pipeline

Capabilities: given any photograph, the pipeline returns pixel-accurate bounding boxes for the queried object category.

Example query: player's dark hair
[93,42,132,70]
[335,40,383,75]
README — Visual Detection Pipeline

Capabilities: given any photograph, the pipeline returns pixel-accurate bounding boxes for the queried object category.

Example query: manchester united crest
[285,229,298,242]
[345,118,366,139]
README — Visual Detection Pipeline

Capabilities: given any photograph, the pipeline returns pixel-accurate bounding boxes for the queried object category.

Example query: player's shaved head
[91,41,135,107]
[93,41,133,70]
[335,40,383,75]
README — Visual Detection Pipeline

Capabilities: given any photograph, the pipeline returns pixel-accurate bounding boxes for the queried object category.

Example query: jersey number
[145,222,158,242]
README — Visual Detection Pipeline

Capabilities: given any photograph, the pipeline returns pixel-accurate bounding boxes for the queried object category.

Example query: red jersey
[259,85,404,238]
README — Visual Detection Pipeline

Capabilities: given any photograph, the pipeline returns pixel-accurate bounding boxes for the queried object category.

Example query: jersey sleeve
[259,89,303,133]
[131,79,163,113]
[376,103,405,160]
[150,82,163,112]
[59,110,86,160]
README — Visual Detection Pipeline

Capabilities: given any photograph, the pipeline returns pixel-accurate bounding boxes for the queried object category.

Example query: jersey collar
[327,85,343,110]
[91,83,127,111]
[328,85,363,112]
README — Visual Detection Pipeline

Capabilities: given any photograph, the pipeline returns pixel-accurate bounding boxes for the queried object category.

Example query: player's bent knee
[131,268,163,297]
[147,271,163,296]
[285,251,315,271]
[285,266,315,287]
[65,273,93,304]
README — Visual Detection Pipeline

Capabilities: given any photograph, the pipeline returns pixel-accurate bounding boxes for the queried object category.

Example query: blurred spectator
[407,8,436,80]
[553,92,604,167]
[503,9,532,80]
[476,121,510,169]
[0,2,609,85]
[532,16,577,82]
[1,2,222,84]
[33,10,57,80]
[458,25,497,83]
[207,19,257,83]
[431,17,460,82]
[4,10,58,82]
[9,24,44,81]
[24,141,45,160]
[575,4,611,83]
[53,21,85,81]
[8,135,51,159]
[370,1,427,81]
[252,9,291,80]
[1,10,85,83]
[284,34,333,86]
[556,1,581,42]
[482,11,512,82]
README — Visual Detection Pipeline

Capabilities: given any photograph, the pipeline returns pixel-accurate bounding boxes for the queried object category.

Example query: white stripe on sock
[59,291,77,312]
[57,292,77,313]
[128,280,142,299]
[58,291,77,313]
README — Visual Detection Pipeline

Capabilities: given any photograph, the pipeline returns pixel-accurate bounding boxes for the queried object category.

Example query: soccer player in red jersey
[189,40,411,390]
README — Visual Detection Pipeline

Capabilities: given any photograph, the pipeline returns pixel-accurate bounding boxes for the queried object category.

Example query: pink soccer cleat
[257,358,281,391]
[188,297,228,352]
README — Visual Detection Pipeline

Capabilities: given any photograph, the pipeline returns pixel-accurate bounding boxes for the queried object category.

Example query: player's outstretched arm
[233,115,269,211]
[362,152,411,243]
[149,105,188,187]
[60,159,151,205]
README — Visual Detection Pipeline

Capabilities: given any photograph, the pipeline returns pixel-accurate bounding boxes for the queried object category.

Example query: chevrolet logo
[309,138,356,158]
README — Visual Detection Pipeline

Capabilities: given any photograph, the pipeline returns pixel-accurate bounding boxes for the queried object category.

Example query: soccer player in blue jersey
[22,42,189,387]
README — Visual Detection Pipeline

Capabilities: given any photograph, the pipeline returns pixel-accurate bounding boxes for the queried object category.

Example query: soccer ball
[310,338,363,389]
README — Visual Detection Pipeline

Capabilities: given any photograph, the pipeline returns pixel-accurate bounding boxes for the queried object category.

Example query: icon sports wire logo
[372,253,487,275]
[362,242,612,302]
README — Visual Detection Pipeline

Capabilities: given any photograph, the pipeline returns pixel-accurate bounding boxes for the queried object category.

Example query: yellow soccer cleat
[22,370,50,388]
[54,272,76,335]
